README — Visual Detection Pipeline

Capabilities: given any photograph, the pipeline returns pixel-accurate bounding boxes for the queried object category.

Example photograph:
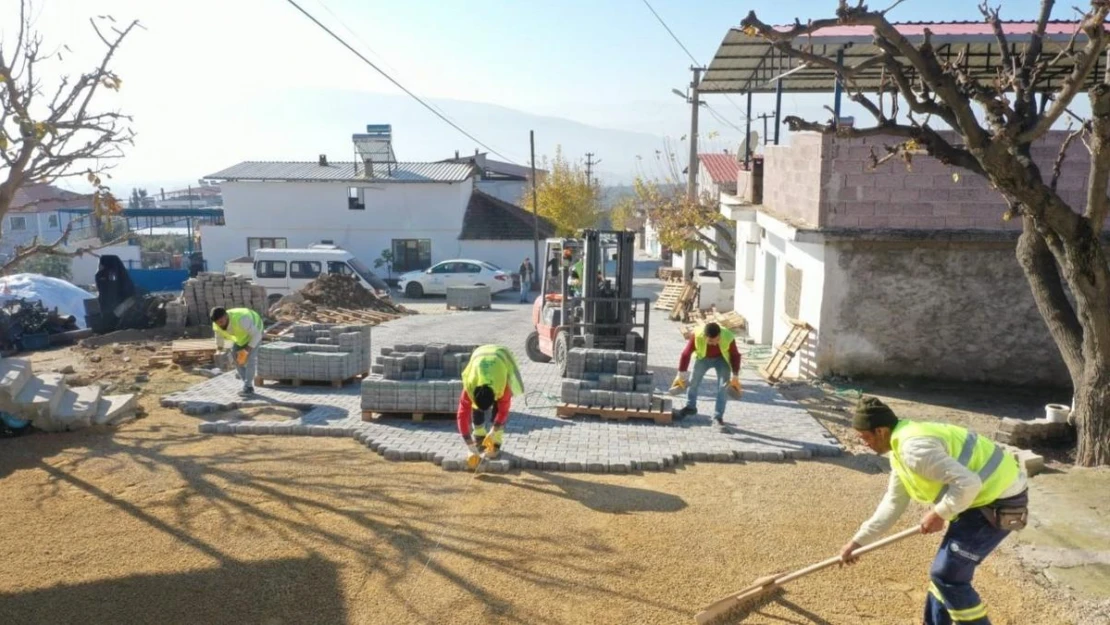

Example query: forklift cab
[526,230,651,374]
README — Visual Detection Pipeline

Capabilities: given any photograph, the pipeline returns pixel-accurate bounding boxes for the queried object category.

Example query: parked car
[251,245,390,305]
[397,259,511,298]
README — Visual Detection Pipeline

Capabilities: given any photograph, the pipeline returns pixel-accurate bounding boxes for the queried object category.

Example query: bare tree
[0,0,139,271]
[741,1,1110,465]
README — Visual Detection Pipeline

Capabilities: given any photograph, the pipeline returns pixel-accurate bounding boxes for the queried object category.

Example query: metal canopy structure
[701,21,1098,94]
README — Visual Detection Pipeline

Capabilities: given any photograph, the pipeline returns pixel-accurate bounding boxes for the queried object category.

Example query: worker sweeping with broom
[840,397,1029,625]
[670,322,742,426]
[457,344,525,470]
[211,307,263,398]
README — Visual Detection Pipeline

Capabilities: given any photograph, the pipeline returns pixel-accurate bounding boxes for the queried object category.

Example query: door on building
[392,239,431,273]
[761,253,778,345]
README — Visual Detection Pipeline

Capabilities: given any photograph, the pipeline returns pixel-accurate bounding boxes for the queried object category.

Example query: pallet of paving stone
[255,374,363,389]
[556,403,673,425]
[653,281,686,310]
[171,339,218,365]
[361,410,456,423]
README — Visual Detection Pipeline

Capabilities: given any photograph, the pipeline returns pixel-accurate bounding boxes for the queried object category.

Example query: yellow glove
[236,349,250,366]
[727,376,743,399]
[669,372,688,395]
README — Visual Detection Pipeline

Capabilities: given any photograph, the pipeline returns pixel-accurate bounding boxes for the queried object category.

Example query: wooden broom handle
[773,526,921,587]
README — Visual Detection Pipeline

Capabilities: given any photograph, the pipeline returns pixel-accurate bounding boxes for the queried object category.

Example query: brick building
[727,130,1105,387]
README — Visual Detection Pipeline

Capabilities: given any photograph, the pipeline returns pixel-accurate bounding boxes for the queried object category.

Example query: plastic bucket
[1045,403,1071,423]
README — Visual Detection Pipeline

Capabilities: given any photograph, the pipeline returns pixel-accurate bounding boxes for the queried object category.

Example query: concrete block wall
[560,348,672,412]
[819,131,1096,230]
[761,133,826,227]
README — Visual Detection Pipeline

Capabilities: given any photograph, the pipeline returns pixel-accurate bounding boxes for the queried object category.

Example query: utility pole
[530,130,539,290]
[584,152,601,186]
[756,112,776,145]
[684,66,703,278]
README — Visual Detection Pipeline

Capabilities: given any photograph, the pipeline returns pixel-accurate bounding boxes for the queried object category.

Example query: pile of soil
[269,275,412,320]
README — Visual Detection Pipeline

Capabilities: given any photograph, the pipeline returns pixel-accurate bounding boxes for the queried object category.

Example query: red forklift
[524,230,651,375]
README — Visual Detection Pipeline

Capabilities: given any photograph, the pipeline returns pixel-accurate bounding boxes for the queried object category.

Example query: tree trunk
[1015,220,1085,382]
[1074,363,1110,466]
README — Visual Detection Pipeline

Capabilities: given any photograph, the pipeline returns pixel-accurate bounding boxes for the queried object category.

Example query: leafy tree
[11,253,71,280]
[0,1,138,273]
[519,146,601,235]
[374,248,394,280]
[630,177,735,268]
[746,1,1110,465]
[609,196,637,231]
[128,188,148,209]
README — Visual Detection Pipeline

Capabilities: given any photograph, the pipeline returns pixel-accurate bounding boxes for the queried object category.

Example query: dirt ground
[0,346,1100,625]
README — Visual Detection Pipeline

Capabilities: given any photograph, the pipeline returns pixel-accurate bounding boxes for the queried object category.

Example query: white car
[398,259,511,298]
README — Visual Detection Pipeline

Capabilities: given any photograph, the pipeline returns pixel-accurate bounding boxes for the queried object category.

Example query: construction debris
[0,356,138,433]
[0,298,80,351]
[299,274,407,314]
[183,273,267,326]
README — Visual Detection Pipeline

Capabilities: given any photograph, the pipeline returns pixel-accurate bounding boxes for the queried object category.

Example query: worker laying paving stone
[163,306,843,473]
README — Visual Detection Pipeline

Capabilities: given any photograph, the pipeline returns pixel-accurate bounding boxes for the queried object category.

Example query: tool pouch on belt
[980,490,1029,531]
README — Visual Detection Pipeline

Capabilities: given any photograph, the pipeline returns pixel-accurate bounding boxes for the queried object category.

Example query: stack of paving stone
[445,286,491,310]
[164,298,188,329]
[361,342,480,414]
[560,347,672,412]
[256,324,372,383]
[183,273,268,326]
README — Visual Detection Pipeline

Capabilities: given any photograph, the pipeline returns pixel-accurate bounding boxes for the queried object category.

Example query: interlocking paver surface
[162,277,842,472]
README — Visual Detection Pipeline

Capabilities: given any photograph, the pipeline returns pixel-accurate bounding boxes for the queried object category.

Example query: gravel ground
[0,366,1081,625]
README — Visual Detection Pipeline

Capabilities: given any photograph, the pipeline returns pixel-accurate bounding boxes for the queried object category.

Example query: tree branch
[1086,83,1110,226]
[1050,124,1087,190]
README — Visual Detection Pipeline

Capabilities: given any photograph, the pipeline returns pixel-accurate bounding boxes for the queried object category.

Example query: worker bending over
[457,344,525,468]
[841,397,1029,625]
[211,307,263,397]
[671,322,742,426]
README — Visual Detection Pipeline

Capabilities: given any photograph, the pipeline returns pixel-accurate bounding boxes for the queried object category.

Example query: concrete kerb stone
[161,286,843,473]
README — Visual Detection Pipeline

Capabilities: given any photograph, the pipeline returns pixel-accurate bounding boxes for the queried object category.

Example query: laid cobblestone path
[162,280,842,473]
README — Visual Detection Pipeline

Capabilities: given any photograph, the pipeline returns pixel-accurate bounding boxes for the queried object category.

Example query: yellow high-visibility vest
[213,308,262,347]
[694,326,735,359]
[462,345,524,403]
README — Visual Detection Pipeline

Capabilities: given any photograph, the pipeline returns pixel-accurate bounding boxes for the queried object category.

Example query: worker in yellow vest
[211,307,264,397]
[670,322,742,426]
[840,397,1029,625]
[457,345,525,469]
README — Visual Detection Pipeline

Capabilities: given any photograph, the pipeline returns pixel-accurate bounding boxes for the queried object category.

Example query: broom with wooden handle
[694,526,921,625]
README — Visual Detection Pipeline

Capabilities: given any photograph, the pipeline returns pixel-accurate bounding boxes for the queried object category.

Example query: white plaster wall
[475,180,528,205]
[456,240,538,274]
[202,179,473,272]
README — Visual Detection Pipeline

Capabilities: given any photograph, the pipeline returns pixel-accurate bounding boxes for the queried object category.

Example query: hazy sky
[3,0,1055,190]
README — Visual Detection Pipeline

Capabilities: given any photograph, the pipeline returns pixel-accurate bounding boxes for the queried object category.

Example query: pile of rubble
[269,274,411,321]
[183,273,267,325]
[0,298,79,351]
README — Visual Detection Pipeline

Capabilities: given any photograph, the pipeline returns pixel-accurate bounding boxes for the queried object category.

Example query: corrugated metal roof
[698,153,741,186]
[701,20,1099,94]
[204,161,476,183]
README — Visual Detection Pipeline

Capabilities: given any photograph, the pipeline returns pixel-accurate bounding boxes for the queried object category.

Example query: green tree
[520,147,601,235]
[12,253,71,280]
[609,196,637,231]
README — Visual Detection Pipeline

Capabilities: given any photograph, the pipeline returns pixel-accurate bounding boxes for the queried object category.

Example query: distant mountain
[114,88,724,192]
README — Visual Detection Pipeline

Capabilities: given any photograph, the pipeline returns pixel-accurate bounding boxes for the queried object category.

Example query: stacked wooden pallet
[653,282,686,311]
[171,339,217,366]
[656,267,685,281]
[758,319,813,384]
[668,282,700,322]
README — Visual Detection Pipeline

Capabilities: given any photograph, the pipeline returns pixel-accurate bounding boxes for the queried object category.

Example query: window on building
[290,261,321,279]
[784,264,803,320]
[255,260,287,278]
[392,239,431,272]
[47,214,59,229]
[247,237,288,256]
[328,261,353,276]
[348,187,365,210]
[9,216,27,231]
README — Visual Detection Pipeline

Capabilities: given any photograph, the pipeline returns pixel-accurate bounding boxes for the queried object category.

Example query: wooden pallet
[171,339,217,365]
[669,283,700,322]
[254,375,362,389]
[653,281,686,310]
[362,410,456,422]
[680,310,748,339]
[656,267,685,281]
[758,319,813,384]
[556,403,673,425]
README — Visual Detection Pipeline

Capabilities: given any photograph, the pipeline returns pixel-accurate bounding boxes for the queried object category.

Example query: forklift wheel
[553,332,570,377]
[525,331,551,363]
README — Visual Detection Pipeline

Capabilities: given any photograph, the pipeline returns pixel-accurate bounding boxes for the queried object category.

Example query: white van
[251,245,391,305]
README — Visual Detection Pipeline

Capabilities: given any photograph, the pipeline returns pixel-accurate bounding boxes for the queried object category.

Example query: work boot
[672,406,697,421]
[238,387,255,398]
[714,415,725,426]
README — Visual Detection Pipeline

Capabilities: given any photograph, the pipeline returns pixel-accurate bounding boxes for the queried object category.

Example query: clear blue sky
[3,0,1059,189]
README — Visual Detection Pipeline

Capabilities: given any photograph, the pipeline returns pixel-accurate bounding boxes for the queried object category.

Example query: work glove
[669,371,688,395]
[466,440,481,456]
[236,349,250,367]
[727,375,743,400]
[465,440,482,471]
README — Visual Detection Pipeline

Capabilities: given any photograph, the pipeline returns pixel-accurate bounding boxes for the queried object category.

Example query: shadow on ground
[479,471,687,514]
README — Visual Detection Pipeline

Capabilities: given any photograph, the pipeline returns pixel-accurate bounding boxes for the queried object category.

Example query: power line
[640,0,750,130]
[282,0,520,164]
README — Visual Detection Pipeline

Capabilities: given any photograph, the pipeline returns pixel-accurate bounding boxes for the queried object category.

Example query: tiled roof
[459,190,556,241]
[698,153,741,186]
[204,161,476,183]
[11,184,88,213]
